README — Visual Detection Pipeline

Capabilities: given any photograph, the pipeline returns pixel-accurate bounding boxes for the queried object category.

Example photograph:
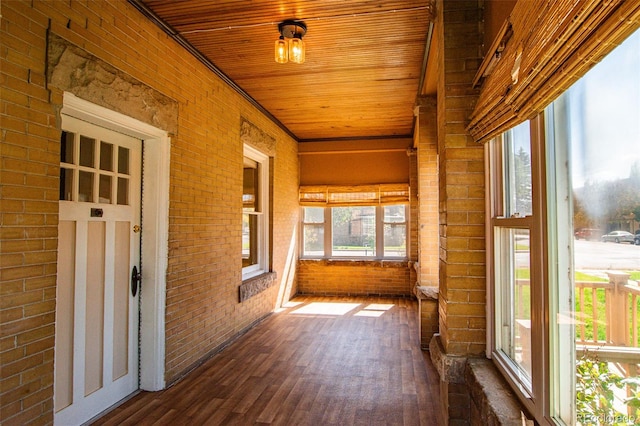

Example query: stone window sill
[239,271,277,302]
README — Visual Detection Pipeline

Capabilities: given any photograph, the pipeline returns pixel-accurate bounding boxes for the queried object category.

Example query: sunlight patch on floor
[291,302,361,316]
[354,303,395,317]
[275,300,305,313]
[354,310,385,317]
[364,303,394,311]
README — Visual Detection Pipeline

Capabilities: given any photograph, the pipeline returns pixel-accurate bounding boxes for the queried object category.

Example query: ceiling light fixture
[275,20,307,64]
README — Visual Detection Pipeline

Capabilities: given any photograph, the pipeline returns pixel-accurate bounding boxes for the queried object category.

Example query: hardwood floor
[93,296,442,425]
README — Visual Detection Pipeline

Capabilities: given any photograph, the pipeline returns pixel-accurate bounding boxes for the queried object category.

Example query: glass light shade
[275,38,288,63]
[288,37,305,64]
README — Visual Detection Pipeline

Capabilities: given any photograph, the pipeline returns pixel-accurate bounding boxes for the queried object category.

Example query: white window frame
[487,115,548,422]
[242,144,270,279]
[300,204,408,260]
[485,25,640,426]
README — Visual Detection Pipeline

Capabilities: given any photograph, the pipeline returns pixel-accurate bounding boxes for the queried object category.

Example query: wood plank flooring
[92,296,442,425]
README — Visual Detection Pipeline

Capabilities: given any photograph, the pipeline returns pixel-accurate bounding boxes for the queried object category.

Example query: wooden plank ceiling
[136,1,433,142]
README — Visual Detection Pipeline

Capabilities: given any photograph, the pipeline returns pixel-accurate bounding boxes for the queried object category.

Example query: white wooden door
[55,116,142,425]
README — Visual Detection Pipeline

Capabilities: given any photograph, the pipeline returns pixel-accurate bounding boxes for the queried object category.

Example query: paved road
[574,239,640,271]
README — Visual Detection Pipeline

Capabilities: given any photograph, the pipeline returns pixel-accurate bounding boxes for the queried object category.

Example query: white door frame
[61,92,169,391]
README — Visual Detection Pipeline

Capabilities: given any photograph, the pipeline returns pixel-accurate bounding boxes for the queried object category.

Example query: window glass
[302,207,324,257]
[99,174,112,204]
[118,147,129,175]
[302,204,407,259]
[100,142,113,171]
[79,136,95,168]
[59,129,135,205]
[61,131,74,164]
[117,177,129,206]
[504,121,532,217]
[242,213,258,268]
[243,161,258,212]
[242,159,260,268]
[60,168,73,201]
[546,28,640,425]
[78,171,94,202]
[332,206,376,257]
[383,205,407,258]
[495,227,532,386]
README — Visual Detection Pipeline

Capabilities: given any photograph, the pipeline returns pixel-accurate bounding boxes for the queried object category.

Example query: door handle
[131,266,141,297]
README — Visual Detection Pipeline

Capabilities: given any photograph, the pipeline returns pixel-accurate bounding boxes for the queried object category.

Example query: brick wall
[416,96,439,288]
[297,260,412,296]
[408,148,419,289]
[436,0,486,357]
[1,2,61,424]
[0,1,299,424]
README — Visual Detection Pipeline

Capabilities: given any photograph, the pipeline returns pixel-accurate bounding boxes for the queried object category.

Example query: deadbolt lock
[133,225,141,233]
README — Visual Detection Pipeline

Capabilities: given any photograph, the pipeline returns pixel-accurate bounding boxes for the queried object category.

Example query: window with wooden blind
[486,28,640,425]
[470,0,640,143]
[299,184,410,206]
[300,184,409,259]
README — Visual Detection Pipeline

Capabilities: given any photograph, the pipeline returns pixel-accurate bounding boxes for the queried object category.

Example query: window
[383,205,407,257]
[332,206,376,257]
[547,28,640,425]
[301,207,325,257]
[300,184,409,259]
[59,129,132,205]
[301,204,407,259]
[487,29,640,425]
[489,121,537,397]
[242,145,269,279]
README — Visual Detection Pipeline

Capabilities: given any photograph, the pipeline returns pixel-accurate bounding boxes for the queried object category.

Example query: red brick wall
[297,260,412,296]
[0,1,299,424]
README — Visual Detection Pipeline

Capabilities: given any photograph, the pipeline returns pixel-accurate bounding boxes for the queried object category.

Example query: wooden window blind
[468,0,640,143]
[299,184,410,206]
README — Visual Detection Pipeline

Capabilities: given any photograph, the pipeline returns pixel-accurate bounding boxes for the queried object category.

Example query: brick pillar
[415,96,439,288]
[408,145,419,290]
[436,0,485,358]
[431,1,485,424]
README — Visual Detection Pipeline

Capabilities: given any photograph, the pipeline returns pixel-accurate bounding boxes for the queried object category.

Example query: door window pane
[99,175,112,204]
[118,147,129,175]
[79,136,95,167]
[60,168,73,201]
[100,142,113,171]
[78,171,94,202]
[61,131,74,164]
[117,177,129,206]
